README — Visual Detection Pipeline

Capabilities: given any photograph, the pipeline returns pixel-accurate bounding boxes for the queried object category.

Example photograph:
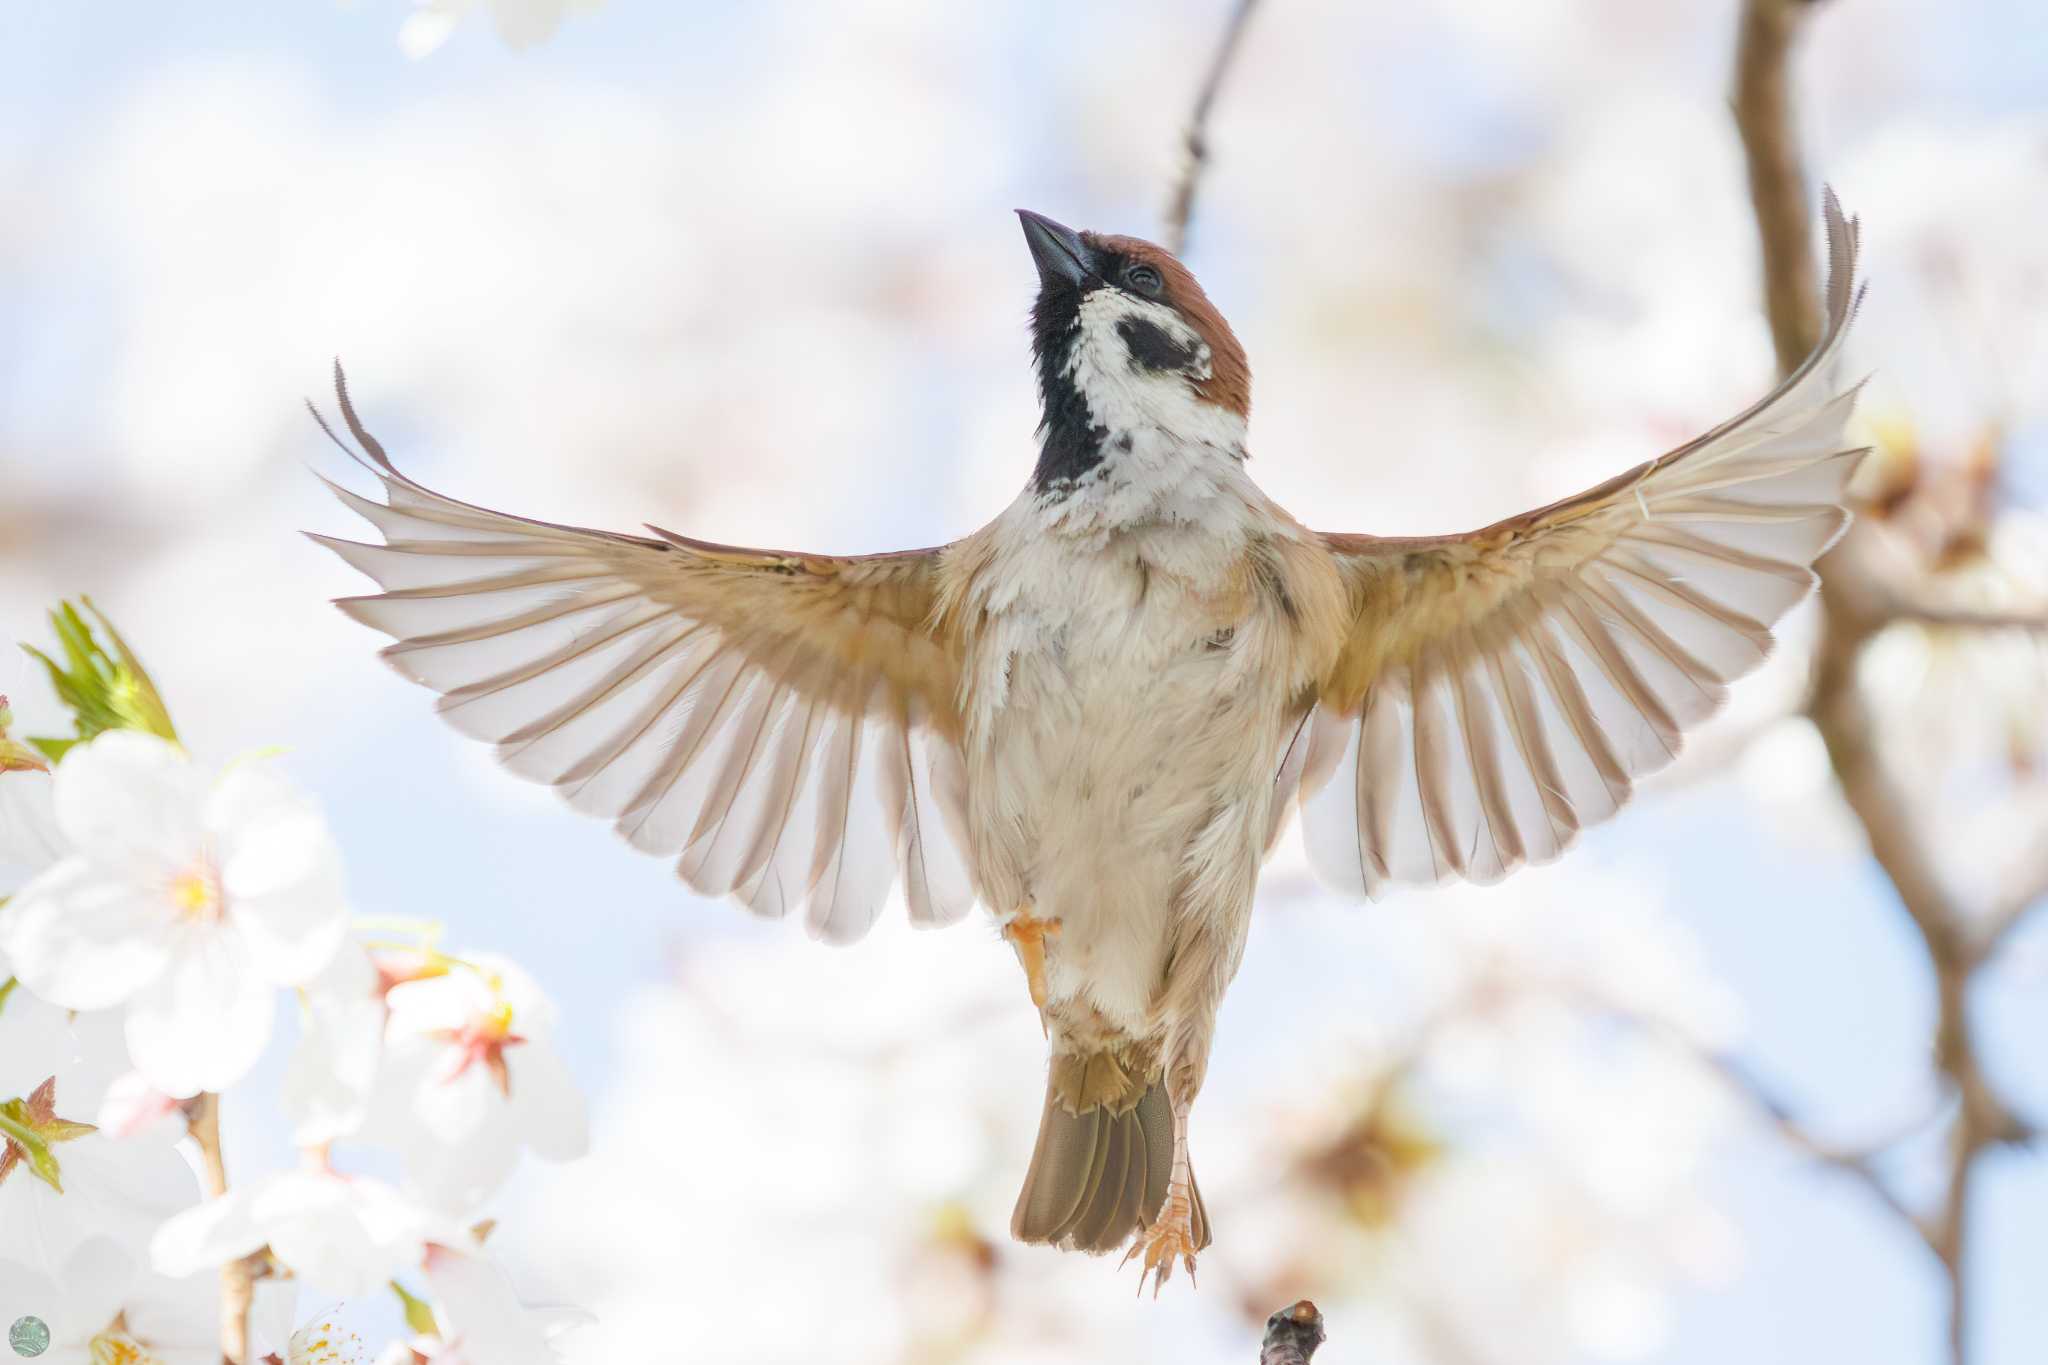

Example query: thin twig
[188,1092,253,1365]
[1695,1047,1931,1238]
[1577,992,1936,1240]
[1162,0,1263,256]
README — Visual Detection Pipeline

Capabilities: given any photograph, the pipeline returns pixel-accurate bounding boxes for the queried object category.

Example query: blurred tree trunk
[1732,3,2042,1363]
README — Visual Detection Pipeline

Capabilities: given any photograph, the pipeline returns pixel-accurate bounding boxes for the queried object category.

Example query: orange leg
[1122,1090,1198,1295]
[1002,902,1062,1017]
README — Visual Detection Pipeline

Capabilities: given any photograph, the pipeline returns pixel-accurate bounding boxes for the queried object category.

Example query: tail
[1010,1075,1210,1253]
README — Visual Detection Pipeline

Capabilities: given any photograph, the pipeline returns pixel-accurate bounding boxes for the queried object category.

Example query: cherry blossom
[369,956,586,1211]
[151,1168,470,1301]
[0,732,347,1096]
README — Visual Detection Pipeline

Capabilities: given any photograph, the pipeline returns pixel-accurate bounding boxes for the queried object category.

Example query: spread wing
[307,368,974,943]
[1286,193,1867,898]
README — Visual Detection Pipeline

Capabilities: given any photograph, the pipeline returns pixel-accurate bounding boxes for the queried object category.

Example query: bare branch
[1162,0,1263,256]
[1259,1300,1326,1365]
[1581,994,1936,1243]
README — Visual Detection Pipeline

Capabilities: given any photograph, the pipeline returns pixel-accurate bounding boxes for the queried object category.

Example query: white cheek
[1065,294,1220,430]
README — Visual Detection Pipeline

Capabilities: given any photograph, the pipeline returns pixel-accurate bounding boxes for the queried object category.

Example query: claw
[1123,1194,1200,1297]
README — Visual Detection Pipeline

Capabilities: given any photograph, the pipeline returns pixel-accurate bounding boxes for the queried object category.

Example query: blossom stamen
[167,859,223,922]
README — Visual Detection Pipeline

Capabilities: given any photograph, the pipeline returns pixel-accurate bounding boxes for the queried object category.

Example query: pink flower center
[430,1000,526,1098]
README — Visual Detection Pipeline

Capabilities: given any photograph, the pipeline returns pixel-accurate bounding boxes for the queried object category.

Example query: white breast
[959,467,1296,1031]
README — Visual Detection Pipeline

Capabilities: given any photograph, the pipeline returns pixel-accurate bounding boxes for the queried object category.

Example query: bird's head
[1016,210,1250,496]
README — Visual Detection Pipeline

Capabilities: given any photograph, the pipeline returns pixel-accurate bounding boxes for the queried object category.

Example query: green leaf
[0,977,15,1018]
[19,598,178,754]
[0,1101,59,1193]
[0,1081,97,1194]
[390,1278,441,1337]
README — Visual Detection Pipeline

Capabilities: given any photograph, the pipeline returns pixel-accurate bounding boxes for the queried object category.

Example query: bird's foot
[1121,1187,1199,1297]
[1002,905,1062,1016]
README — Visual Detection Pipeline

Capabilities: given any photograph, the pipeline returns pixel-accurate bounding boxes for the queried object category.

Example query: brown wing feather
[1293,191,1868,899]
[307,365,974,941]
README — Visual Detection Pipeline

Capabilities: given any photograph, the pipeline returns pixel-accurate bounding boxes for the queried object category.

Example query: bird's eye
[1123,264,1163,295]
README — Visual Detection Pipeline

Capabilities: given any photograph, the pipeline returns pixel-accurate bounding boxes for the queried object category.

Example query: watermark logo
[6,1317,47,1358]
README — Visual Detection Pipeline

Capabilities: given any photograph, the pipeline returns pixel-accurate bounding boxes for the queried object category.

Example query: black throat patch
[1029,281,1109,495]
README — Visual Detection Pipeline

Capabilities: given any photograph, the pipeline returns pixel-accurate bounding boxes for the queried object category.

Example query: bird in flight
[311,194,1865,1293]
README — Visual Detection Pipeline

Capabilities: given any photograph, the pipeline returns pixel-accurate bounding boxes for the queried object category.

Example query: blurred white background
[2,1,2045,1362]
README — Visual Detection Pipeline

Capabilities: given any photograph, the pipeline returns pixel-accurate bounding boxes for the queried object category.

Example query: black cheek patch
[1116,317,1197,373]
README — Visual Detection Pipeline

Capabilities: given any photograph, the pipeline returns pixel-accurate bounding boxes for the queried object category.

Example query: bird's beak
[1017,210,1094,288]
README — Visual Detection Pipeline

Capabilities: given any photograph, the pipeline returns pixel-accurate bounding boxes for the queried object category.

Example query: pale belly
[963,582,1297,1034]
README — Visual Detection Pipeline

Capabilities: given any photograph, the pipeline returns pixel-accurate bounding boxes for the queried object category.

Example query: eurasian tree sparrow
[311,195,1865,1292]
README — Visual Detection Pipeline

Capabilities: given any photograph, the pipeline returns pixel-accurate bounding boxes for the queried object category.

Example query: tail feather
[1011,1077,1210,1254]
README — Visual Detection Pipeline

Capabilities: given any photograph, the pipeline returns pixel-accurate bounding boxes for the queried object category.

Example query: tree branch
[1259,1300,1326,1364]
[1732,0,1823,375]
[1162,0,1263,256]
[188,1092,253,1365]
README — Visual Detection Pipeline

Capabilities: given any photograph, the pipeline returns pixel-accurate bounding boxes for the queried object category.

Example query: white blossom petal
[119,1268,226,1363]
[276,1172,468,1300]
[409,1052,497,1146]
[285,940,386,1146]
[0,767,66,882]
[0,1238,134,1355]
[247,1278,302,1362]
[210,765,348,986]
[398,1117,520,1215]
[96,1069,187,1142]
[475,956,557,1039]
[51,732,205,875]
[125,928,274,1097]
[0,984,84,1096]
[424,1246,569,1365]
[384,973,483,1036]
[151,1187,266,1280]
[2,859,177,1009]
